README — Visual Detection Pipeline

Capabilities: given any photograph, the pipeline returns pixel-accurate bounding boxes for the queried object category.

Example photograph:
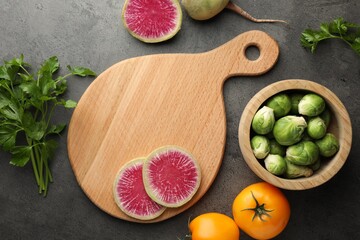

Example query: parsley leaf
[0,55,96,196]
[64,99,77,108]
[10,146,32,167]
[67,65,96,77]
[0,125,19,151]
[301,17,360,55]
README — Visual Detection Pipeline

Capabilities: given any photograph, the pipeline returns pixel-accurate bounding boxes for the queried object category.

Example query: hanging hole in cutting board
[245,45,260,61]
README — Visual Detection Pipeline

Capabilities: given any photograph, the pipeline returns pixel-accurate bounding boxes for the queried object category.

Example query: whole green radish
[181,0,286,22]
[182,0,229,20]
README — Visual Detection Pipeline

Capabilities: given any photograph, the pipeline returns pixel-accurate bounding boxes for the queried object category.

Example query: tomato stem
[241,191,273,222]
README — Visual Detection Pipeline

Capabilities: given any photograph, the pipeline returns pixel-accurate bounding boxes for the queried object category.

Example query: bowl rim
[238,79,352,190]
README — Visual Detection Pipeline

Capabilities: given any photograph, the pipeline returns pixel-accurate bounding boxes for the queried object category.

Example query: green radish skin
[181,0,229,20]
[182,0,286,23]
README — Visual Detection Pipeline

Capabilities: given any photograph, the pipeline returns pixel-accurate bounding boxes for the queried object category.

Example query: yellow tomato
[232,182,290,239]
[189,212,240,240]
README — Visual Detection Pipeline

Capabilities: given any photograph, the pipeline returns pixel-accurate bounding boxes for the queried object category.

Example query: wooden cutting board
[67,30,279,223]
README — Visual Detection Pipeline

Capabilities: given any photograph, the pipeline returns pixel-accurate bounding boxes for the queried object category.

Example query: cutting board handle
[207,30,279,79]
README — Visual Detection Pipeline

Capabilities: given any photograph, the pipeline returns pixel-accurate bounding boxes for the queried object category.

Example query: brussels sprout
[319,108,331,127]
[289,92,304,114]
[309,159,321,171]
[286,140,319,165]
[266,93,292,118]
[315,133,339,157]
[302,132,313,141]
[273,116,307,146]
[269,139,286,156]
[251,106,275,135]
[264,154,287,175]
[298,93,326,117]
[284,158,313,178]
[251,135,270,159]
[307,117,327,139]
[265,131,275,139]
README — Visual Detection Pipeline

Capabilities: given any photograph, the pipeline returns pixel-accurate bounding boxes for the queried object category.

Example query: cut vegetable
[122,0,182,43]
[113,158,166,220]
[143,146,201,208]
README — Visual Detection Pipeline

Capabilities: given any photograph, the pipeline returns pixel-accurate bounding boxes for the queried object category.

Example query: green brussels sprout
[251,106,275,135]
[319,108,331,127]
[264,154,287,175]
[309,159,321,171]
[315,133,339,157]
[251,135,270,159]
[286,140,320,165]
[298,93,326,117]
[284,158,313,178]
[265,131,275,139]
[273,116,307,146]
[307,117,327,139]
[265,93,292,118]
[289,92,304,114]
[269,139,286,156]
[302,132,313,141]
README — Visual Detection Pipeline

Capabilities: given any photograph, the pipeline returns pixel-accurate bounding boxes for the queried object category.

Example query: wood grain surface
[67,30,279,223]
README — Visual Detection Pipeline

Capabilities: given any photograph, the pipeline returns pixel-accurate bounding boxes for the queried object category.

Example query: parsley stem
[340,38,354,49]
[20,65,31,77]
[45,159,53,182]
[2,83,16,99]
[39,146,45,191]
[27,138,40,186]
[44,172,49,196]
[325,35,355,51]
[34,145,45,192]
[62,73,73,80]
[44,157,52,196]
[45,104,57,131]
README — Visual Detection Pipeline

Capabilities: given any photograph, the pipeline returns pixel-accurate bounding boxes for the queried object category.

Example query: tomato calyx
[241,191,273,222]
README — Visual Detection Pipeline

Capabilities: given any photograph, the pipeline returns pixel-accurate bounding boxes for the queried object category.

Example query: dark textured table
[1,1,359,239]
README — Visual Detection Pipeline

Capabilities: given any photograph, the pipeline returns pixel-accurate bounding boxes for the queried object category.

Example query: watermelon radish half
[121,0,182,43]
[143,146,201,208]
[113,158,166,220]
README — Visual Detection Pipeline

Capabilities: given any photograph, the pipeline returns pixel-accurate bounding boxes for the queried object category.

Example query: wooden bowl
[238,79,352,190]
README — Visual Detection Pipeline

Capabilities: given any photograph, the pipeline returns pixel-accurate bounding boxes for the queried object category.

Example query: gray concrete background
[0,0,359,239]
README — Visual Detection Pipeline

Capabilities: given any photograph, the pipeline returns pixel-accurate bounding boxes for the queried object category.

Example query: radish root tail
[226,1,287,24]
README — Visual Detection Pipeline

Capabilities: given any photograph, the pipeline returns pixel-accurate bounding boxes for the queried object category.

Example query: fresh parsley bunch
[0,55,96,196]
[301,17,360,55]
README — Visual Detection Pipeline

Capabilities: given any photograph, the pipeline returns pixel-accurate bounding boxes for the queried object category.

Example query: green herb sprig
[0,55,96,196]
[301,17,360,55]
